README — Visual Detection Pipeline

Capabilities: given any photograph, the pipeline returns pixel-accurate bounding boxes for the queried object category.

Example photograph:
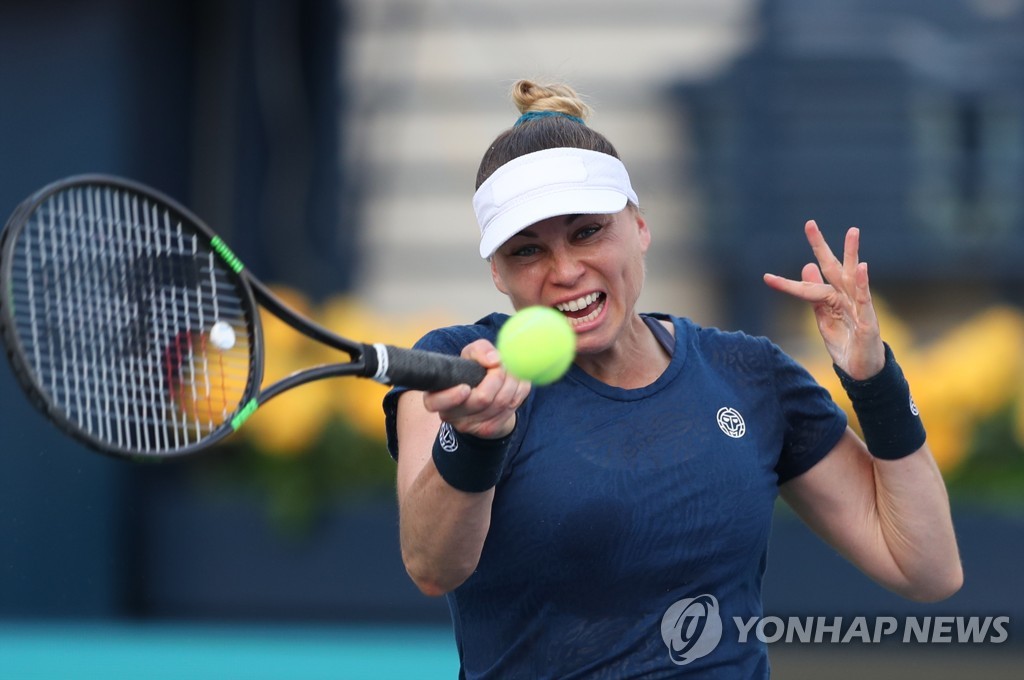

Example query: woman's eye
[575,225,602,240]
[512,244,540,257]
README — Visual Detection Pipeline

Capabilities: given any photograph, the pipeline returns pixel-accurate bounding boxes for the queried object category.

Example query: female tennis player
[383,80,962,678]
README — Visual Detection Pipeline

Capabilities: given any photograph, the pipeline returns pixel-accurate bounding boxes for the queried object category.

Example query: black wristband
[431,422,513,492]
[833,343,926,460]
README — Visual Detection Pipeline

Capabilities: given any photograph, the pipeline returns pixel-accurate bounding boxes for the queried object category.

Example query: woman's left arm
[780,430,962,602]
[764,220,963,602]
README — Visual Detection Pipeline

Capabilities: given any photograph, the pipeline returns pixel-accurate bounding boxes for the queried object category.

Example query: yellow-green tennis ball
[497,306,576,385]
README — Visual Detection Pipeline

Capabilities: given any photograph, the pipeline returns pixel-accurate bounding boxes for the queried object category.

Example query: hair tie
[514,111,586,127]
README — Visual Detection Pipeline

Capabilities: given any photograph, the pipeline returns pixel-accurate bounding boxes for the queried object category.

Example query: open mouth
[555,292,605,326]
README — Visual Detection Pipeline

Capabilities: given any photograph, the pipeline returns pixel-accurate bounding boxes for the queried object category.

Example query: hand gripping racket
[0,175,485,459]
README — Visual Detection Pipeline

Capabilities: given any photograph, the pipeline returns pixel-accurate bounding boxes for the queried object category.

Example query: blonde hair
[475,79,619,189]
[511,80,591,120]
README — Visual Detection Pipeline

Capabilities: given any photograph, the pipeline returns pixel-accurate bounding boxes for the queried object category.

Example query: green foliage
[947,404,1024,514]
[197,419,396,533]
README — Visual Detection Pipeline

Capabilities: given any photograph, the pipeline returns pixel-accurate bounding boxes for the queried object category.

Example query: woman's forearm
[871,445,963,602]
[399,461,495,596]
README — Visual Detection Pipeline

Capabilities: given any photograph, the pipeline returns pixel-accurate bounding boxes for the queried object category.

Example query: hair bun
[512,79,590,121]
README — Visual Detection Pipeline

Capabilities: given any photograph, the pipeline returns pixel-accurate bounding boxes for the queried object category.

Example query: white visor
[473,147,639,258]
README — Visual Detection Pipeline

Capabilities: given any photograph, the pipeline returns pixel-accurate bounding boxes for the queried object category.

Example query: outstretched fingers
[852,260,879,329]
[836,226,876,322]
[765,219,887,377]
[765,223,871,305]
[762,262,832,303]
[804,220,845,286]
[843,227,860,281]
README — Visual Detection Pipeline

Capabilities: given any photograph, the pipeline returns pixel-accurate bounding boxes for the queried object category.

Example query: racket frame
[0,175,396,460]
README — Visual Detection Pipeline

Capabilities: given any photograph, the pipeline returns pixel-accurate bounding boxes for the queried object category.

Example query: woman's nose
[549,247,585,285]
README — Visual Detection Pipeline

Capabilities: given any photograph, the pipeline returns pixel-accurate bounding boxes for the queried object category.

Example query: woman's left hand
[763,220,886,380]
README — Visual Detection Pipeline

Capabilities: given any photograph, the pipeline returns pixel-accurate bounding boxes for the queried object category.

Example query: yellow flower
[318,296,451,441]
[919,306,1024,419]
[920,407,972,475]
[872,296,915,357]
[798,299,1024,476]
[174,336,251,432]
[239,285,335,457]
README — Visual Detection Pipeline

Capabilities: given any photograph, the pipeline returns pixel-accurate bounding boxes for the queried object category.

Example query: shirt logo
[438,422,459,453]
[661,593,724,665]
[716,407,746,438]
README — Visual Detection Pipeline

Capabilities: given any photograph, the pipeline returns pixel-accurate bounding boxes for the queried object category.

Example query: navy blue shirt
[384,313,847,678]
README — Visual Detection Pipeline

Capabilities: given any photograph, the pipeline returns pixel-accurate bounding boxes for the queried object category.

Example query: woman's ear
[635,209,651,253]
[490,257,509,295]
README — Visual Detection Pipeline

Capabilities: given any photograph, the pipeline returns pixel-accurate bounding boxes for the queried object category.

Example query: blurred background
[1,0,1023,677]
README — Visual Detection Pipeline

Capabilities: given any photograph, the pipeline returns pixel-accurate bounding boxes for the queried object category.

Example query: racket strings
[7,185,254,454]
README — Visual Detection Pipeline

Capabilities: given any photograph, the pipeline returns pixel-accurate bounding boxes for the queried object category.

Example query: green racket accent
[211,236,245,274]
[231,398,259,431]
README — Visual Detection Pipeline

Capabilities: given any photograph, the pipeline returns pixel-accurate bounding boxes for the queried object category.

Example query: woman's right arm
[394,339,528,596]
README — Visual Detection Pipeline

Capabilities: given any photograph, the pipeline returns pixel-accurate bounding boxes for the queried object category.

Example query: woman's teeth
[556,292,600,313]
[555,293,604,326]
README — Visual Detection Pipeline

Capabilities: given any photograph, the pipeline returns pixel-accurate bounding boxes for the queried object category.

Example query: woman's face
[489,207,650,356]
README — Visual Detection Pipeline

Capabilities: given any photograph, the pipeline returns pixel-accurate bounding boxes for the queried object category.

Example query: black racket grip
[370,344,487,391]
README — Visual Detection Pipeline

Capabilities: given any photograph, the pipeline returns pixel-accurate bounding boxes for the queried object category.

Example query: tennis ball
[209,320,236,350]
[497,306,576,385]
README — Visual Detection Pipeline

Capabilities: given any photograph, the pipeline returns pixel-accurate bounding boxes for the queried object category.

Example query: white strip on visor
[473,147,639,258]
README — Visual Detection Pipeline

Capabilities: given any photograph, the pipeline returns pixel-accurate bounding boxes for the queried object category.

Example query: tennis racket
[0,174,485,460]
